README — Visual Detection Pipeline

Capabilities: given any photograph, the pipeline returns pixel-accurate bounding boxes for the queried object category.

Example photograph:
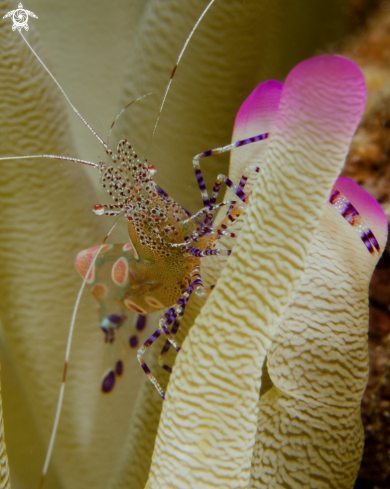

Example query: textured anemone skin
[145,55,366,488]
[250,189,387,488]
[200,79,284,290]
[230,79,283,184]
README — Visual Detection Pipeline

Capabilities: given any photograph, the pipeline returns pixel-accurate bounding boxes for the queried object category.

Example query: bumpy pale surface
[230,79,283,184]
[145,55,366,488]
[108,298,206,489]
[201,80,283,289]
[250,197,387,488]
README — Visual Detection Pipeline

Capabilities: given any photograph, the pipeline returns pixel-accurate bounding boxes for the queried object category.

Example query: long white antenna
[144,0,216,159]
[0,154,98,167]
[38,217,122,489]
[18,30,108,151]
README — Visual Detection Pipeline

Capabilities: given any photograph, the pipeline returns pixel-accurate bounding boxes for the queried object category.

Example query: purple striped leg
[186,247,232,258]
[158,264,206,371]
[137,265,204,399]
[180,201,246,246]
[192,132,268,209]
[158,319,181,373]
[214,202,246,238]
[180,200,239,244]
[209,165,260,238]
[329,187,380,255]
[183,200,238,226]
[206,165,261,225]
[159,264,206,371]
[209,166,260,239]
[236,165,260,197]
[182,164,260,244]
[208,174,244,206]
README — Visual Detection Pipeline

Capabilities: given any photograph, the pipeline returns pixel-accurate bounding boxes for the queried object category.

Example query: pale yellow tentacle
[145,56,366,489]
[250,202,387,488]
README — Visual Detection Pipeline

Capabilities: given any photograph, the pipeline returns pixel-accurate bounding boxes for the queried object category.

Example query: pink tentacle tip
[335,176,388,251]
[279,55,367,135]
[233,79,283,136]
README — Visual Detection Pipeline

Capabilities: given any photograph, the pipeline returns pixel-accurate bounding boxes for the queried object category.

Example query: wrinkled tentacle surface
[145,55,367,488]
[250,179,387,488]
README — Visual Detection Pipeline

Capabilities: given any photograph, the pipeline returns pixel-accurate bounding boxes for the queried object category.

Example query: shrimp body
[75,138,213,317]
